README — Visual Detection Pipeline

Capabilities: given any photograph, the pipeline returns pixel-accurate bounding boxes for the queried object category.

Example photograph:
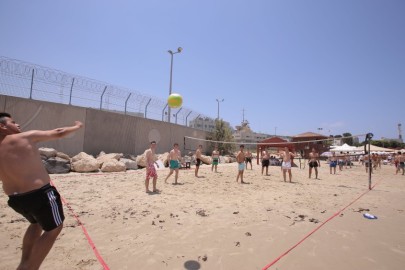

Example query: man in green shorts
[211,145,220,172]
[165,143,181,184]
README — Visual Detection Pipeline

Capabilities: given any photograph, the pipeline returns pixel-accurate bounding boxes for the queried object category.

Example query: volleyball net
[184,133,370,157]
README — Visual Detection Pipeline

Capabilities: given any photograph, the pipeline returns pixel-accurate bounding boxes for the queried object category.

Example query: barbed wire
[0,56,212,127]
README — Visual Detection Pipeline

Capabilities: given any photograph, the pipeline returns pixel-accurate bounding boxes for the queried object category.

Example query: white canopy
[330,143,360,153]
[355,145,395,153]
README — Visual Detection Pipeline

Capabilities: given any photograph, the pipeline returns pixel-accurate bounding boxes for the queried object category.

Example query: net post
[365,133,373,190]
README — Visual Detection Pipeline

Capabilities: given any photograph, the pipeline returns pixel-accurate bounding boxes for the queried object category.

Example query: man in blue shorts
[329,152,337,174]
[165,143,181,184]
[0,112,83,269]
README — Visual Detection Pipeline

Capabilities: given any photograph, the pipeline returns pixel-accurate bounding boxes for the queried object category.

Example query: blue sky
[1,0,404,140]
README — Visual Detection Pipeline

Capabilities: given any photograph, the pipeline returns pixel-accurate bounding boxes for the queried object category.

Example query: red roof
[257,136,295,150]
[258,136,288,144]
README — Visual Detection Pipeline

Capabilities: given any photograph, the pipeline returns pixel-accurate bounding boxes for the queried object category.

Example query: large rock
[39,147,57,158]
[71,152,95,162]
[157,152,170,167]
[96,153,123,165]
[71,152,100,172]
[121,158,138,170]
[136,152,159,168]
[122,154,137,161]
[56,152,70,161]
[101,159,126,172]
[136,154,147,168]
[44,157,71,174]
[199,155,212,165]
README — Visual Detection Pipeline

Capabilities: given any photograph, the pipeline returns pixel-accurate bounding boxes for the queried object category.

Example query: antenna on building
[399,123,403,142]
[242,108,245,123]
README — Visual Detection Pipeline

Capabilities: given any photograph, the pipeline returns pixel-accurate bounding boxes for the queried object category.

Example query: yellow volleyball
[167,93,183,108]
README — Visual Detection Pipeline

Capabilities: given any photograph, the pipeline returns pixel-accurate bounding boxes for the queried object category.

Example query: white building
[232,120,290,145]
[189,117,232,132]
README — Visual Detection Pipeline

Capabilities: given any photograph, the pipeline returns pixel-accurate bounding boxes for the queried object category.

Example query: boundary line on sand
[50,180,110,270]
[262,178,383,270]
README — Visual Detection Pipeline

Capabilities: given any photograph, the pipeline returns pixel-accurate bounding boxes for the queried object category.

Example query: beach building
[189,116,232,132]
[233,120,291,149]
[291,132,329,158]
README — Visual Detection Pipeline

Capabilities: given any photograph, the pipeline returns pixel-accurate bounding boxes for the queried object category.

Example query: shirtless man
[345,153,352,169]
[0,112,83,270]
[211,146,220,173]
[261,149,270,176]
[236,145,246,183]
[397,152,405,175]
[364,154,371,173]
[308,148,320,179]
[338,152,345,171]
[372,153,378,170]
[245,149,253,170]
[329,152,338,174]
[145,141,159,193]
[165,143,181,184]
[281,147,294,182]
[195,145,203,177]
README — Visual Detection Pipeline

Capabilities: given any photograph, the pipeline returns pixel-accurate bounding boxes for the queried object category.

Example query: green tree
[342,132,353,145]
[208,119,235,155]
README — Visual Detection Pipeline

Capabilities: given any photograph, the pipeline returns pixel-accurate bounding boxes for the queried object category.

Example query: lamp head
[168,50,173,54]
[177,47,183,53]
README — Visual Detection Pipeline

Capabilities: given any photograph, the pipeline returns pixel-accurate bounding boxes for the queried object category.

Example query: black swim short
[245,157,252,163]
[309,161,318,168]
[364,161,371,167]
[262,159,270,167]
[196,158,201,167]
[8,183,64,231]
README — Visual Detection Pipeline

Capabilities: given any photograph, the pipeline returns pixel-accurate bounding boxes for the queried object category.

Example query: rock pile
[39,147,236,174]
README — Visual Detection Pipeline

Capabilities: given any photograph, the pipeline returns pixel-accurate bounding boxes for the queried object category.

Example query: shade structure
[330,143,360,152]
[355,145,395,153]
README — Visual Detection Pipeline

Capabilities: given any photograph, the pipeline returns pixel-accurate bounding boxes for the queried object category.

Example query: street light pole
[216,98,224,120]
[167,47,183,123]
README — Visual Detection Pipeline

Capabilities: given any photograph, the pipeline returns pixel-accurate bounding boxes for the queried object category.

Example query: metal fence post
[162,103,168,121]
[144,98,151,118]
[185,111,192,126]
[100,86,108,110]
[175,107,183,124]
[124,93,132,115]
[29,69,35,99]
[69,78,75,105]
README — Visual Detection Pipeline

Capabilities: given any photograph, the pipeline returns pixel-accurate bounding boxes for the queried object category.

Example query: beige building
[189,116,232,132]
[233,120,290,146]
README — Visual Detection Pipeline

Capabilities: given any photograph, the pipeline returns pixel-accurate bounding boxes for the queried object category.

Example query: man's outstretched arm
[25,121,83,142]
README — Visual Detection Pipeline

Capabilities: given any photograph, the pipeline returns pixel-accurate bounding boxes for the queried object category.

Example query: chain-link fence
[0,56,214,128]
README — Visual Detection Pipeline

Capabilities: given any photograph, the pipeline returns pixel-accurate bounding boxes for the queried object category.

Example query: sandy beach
[1,161,405,270]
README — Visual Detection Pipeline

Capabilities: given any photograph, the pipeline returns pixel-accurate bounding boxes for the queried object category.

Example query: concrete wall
[0,95,6,111]
[1,95,208,156]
